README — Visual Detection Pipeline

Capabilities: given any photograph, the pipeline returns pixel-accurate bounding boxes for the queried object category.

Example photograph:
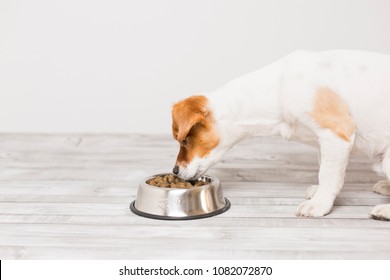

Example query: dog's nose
[172,165,179,175]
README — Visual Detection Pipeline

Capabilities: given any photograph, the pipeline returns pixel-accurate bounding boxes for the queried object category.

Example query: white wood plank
[0,202,378,219]
[1,245,389,260]
[1,214,390,228]
[0,133,389,260]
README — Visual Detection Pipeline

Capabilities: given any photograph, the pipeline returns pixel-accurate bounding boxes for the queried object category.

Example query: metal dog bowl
[130,173,230,220]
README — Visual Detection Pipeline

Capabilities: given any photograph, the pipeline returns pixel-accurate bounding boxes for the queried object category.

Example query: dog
[171,50,390,220]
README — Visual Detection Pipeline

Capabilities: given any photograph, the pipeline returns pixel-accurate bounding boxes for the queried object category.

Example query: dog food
[147,174,207,188]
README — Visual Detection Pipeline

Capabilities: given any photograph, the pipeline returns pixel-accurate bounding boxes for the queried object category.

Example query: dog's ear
[172,96,208,142]
[175,112,205,142]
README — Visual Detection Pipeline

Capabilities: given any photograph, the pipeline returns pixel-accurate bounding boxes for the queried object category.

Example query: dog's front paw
[296,197,333,217]
[305,185,318,199]
[370,204,390,221]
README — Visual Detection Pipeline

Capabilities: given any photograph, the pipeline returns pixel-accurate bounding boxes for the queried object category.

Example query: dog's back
[281,50,390,156]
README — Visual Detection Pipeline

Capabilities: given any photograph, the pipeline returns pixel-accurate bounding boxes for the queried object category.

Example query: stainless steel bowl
[130,173,230,220]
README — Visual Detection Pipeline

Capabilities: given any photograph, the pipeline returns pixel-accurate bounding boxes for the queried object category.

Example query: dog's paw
[305,185,318,199]
[373,180,390,196]
[370,204,390,221]
[295,198,333,217]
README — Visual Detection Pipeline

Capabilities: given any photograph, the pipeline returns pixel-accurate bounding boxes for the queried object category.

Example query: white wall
[1,0,389,134]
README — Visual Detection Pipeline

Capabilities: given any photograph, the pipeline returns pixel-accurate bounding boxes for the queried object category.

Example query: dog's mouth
[178,169,203,181]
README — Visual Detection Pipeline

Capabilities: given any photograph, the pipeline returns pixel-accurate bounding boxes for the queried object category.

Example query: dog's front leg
[296,130,354,217]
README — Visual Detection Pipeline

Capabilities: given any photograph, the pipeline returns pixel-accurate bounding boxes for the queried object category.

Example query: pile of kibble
[147,174,206,188]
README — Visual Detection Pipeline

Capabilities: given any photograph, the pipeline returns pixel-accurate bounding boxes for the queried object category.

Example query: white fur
[179,50,390,218]
[370,204,390,221]
[305,185,318,199]
[373,180,390,195]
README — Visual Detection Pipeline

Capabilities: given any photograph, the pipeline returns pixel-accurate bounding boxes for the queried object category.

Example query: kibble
[147,174,207,188]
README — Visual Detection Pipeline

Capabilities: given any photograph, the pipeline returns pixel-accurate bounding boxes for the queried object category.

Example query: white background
[1,0,390,134]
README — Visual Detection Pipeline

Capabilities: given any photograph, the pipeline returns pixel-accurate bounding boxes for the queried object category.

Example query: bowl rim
[130,198,231,220]
[142,173,220,190]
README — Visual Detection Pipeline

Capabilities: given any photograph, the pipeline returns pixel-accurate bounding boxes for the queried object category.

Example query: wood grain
[0,133,389,259]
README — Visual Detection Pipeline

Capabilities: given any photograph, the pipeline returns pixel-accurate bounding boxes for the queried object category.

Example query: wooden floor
[0,133,389,259]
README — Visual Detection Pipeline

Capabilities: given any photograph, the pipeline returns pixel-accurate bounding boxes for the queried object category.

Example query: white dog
[171,50,390,220]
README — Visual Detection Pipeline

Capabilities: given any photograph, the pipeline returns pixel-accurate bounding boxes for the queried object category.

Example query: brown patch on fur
[172,95,219,166]
[309,87,356,141]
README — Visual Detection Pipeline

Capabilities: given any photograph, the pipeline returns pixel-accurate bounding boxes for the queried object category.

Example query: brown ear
[176,113,204,142]
[172,95,208,142]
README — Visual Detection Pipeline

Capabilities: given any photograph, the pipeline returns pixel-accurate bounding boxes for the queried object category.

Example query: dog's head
[171,95,221,180]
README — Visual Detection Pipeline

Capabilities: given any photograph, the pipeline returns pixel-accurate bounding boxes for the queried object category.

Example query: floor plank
[0,133,389,259]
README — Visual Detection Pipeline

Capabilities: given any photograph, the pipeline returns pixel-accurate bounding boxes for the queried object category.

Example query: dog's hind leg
[373,180,390,196]
[370,152,390,220]
[296,130,354,217]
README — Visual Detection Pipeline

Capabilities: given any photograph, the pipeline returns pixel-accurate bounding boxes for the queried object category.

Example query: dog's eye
[181,138,187,146]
